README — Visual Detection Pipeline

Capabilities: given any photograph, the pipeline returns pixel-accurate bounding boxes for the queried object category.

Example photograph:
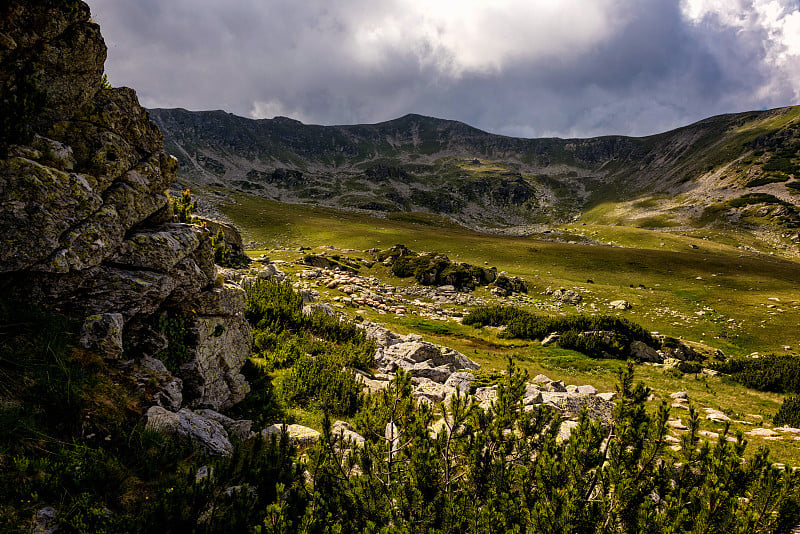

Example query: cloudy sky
[90,0,800,138]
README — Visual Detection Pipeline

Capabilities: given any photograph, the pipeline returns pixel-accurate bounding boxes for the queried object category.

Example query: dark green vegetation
[774,396,800,428]
[713,355,800,394]
[0,297,295,532]
[245,279,373,416]
[4,265,800,532]
[464,305,656,359]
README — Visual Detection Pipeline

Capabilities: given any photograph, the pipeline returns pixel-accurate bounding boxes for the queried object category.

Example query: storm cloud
[90,0,800,138]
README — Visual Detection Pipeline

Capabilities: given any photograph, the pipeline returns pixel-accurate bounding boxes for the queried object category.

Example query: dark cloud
[90,0,800,138]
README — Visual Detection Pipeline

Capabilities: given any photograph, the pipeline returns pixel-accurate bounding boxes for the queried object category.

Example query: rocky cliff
[0,0,251,427]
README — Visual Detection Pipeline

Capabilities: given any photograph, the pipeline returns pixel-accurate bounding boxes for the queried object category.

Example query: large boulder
[145,406,233,456]
[375,340,480,383]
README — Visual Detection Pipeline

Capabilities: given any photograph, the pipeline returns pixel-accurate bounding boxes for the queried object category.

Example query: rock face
[0,1,252,438]
[364,322,480,384]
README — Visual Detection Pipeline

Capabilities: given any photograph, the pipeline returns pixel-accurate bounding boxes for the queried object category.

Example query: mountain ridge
[149,105,800,249]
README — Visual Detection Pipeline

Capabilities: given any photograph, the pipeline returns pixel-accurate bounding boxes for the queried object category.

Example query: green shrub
[172,189,197,223]
[464,305,655,360]
[712,355,800,393]
[774,395,800,428]
[280,353,362,416]
[212,229,233,267]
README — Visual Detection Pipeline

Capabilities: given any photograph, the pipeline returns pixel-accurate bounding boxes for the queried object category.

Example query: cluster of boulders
[630,336,709,371]
[0,0,253,456]
[297,267,485,319]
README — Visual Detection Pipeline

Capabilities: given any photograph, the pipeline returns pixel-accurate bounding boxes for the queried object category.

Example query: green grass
[223,191,800,357]
[222,191,800,463]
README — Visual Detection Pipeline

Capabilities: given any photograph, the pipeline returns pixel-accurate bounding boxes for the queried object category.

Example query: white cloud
[341,0,632,76]
[680,0,800,103]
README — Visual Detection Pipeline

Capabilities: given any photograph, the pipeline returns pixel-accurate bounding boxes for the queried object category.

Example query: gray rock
[475,385,499,409]
[596,392,617,402]
[444,371,475,393]
[576,384,598,395]
[33,507,59,534]
[663,358,701,374]
[557,420,581,444]
[670,391,689,401]
[195,409,255,440]
[135,356,184,412]
[410,361,454,383]
[553,288,582,305]
[332,420,365,448]
[145,406,233,456]
[539,392,615,424]
[412,377,457,404]
[609,300,632,310]
[376,340,479,379]
[192,283,246,316]
[631,340,662,363]
[181,315,252,410]
[541,333,560,346]
[262,424,320,446]
[80,312,124,358]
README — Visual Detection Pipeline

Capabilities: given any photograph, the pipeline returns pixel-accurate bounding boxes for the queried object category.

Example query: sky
[90,0,800,139]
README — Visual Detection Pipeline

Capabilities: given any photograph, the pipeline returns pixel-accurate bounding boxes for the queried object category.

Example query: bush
[712,355,800,393]
[464,305,655,359]
[774,395,800,428]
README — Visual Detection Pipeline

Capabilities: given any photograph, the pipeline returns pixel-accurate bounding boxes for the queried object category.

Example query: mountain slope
[150,107,800,243]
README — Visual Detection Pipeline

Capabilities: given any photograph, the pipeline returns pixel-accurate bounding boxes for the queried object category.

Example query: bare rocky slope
[0,0,253,450]
[150,106,800,241]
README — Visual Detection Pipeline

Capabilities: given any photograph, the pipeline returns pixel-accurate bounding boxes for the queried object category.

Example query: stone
[262,424,320,446]
[33,507,59,534]
[332,420,365,448]
[630,340,662,363]
[539,392,615,423]
[192,283,247,316]
[704,408,731,423]
[663,358,701,374]
[375,339,479,379]
[668,419,688,431]
[412,377,457,404]
[80,312,124,358]
[596,392,617,402]
[541,333,560,346]
[181,315,252,410]
[531,374,552,385]
[195,409,255,441]
[410,361,454,383]
[670,391,689,401]
[475,385,499,409]
[135,356,183,412]
[385,422,400,453]
[145,406,233,456]
[553,288,582,305]
[609,300,632,310]
[444,371,475,393]
[557,420,580,444]
[747,427,779,438]
[576,384,598,395]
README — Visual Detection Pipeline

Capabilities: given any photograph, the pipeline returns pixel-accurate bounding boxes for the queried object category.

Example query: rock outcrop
[0,0,252,448]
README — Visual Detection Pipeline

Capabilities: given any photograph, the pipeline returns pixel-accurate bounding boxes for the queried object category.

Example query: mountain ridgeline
[149,106,800,237]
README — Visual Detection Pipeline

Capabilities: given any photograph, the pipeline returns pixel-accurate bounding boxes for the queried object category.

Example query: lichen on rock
[0,0,254,439]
